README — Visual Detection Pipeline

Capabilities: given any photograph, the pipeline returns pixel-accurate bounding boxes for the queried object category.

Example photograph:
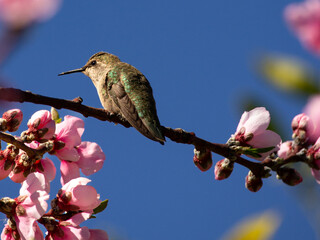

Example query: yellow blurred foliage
[258,55,319,94]
[221,211,281,240]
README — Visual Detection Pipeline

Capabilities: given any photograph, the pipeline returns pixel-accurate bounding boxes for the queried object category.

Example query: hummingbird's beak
[58,67,85,76]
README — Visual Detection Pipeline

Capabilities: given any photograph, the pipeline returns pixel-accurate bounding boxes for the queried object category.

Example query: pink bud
[304,95,320,144]
[0,151,13,180]
[193,148,212,172]
[214,158,234,180]
[9,152,30,183]
[27,110,56,140]
[2,109,23,132]
[277,141,294,159]
[291,113,313,144]
[1,222,20,240]
[307,137,320,167]
[245,171,263,192]
[277,167,303,186]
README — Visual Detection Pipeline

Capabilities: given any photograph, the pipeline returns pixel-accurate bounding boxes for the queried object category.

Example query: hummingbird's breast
[91,71,121,115]
[97,84,121,114]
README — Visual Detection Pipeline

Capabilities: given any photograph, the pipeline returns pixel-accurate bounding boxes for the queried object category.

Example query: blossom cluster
[192,100,320,192]
[0,109,108,240]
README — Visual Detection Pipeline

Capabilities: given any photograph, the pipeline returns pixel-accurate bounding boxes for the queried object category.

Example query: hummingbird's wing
[107,63,165,144]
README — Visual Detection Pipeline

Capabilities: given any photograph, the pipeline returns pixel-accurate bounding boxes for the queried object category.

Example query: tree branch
[0,87,267,174]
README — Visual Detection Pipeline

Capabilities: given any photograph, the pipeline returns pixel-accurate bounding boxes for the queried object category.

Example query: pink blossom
[60,160,80,185]
[76,141,105,176]
[54,116,84,162]
[14,172,49,240]
[0,150,14,180]
[2,109,23,132]
[304,95,320,143]
[0,0,61,28]
[60,141,105,185]
[89,229,109,240]
[9,141,56,184]
[0,221,44,240]
[27,110,55,140]
[59,177,101,211]
[48,212,107,240]
[47,212,92,240]
[39,157,56,183]
[234,107,282,159]
[68,212,92,226]
[62,226,90,240]
[1,223,19,240]
[285,0,320,55]
[55,117,105,184]
[308,137,320,183]
[9,168,26,183]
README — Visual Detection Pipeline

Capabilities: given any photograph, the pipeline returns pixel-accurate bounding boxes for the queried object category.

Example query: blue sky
[1,0,319,239]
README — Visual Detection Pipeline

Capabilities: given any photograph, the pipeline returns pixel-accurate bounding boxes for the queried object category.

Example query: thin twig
[0,131,37,158]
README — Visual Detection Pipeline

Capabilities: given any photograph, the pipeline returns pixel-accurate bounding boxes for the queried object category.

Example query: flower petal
[19,172,47,196]
[241,107,270,135]
[40,157,56,182]
[89,229,109,240]
[67,211,93,226]
[60,160,80,186]
[248,130,282,159]
[77,142,105,176]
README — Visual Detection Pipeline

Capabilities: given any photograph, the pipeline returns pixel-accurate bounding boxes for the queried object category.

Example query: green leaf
[51,107,62,123]
[253,146,275,154]
[242,146,274,158]
[93,199,109,215]
[243,150,262,158]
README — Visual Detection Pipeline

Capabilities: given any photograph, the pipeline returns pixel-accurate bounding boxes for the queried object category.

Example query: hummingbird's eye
[91,60,97,66]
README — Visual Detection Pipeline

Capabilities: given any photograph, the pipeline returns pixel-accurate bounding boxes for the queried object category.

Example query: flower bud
[15,204,26,216]
[277,167,303,186]
[0,197,16,214]
[214,158,234,180]
[245,171,263,192]
[193,148,212,171]
[306,139,320,169]
[0,148,16,180]
[27,110,56,140]
[291,113,313,144]
[277,141,294,159]
[0,118,7,131]
[2,109,23,132]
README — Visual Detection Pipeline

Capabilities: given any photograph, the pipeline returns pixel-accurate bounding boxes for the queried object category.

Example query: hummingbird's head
[58,52,120,83]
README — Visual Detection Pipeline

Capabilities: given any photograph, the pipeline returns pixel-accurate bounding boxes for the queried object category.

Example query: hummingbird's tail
[133,117,165,144]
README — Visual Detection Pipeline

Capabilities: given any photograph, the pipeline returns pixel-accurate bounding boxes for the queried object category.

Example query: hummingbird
[58,52,165,144]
